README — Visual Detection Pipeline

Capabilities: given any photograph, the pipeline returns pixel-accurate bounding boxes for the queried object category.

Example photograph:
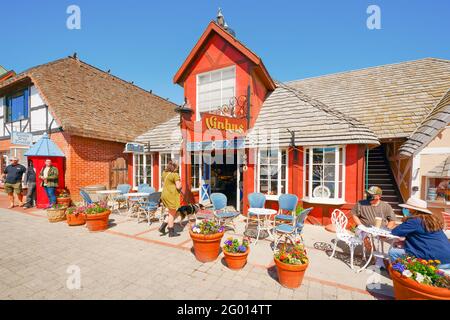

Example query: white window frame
[303,146,346,205]
[159,152,181,189]
[256,148,289,200]
[132,153,153,189]
[191,152,202,191]
[196,65,236,120]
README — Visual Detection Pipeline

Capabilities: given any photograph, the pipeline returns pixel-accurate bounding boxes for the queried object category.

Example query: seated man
[351,186,397,229]
[389,197,450,271]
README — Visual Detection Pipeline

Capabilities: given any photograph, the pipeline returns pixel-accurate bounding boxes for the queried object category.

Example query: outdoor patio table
[246,208,277,245]
[123,193,151,217]
[96,190,122,214]
[356,225,401,273]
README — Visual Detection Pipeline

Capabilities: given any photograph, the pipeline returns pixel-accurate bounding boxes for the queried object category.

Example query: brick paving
[0,197,395,300]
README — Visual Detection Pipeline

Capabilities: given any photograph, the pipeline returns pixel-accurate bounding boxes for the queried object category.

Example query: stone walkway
[0,197,395,300]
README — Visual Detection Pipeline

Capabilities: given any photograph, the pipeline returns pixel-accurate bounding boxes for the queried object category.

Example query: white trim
[256,148,289,196]
[132,153,153,189]
[195,65,236,121]
[419,147,450,155]
[302,197,346,205]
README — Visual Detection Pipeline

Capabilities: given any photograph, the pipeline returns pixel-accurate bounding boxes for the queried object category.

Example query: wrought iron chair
[210,193,240,231]
[329,209,365,270]
[137,192,162,226]
[246,192,266,230]
[274,194,298,224]
[80,190,94,205]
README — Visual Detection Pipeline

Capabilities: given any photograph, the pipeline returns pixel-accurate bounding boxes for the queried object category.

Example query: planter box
[85,211,111,232]
[190,231,224,263]
[274,258,308,289]
[66,213,86,226]
[223,250,249,270]
[46,208,67,223]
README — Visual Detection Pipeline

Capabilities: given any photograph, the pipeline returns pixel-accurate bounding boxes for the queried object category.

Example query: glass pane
[324,165,335,181]
[313,149,323,164]
[312,165,323,181]
[324,182,335,198]
[339,148,344,164]
[324,150,335,164]
[338,181,343,199]
[339,165,343,181]
[269,180,277,195]
[260,180,268,194]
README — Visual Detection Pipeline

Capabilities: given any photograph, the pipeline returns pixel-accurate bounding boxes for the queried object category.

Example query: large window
[304,147,345,202]
[257,149,288,196]
[133,153,152,188]
[160,153,181,188]
[6,89,29,123]
[197,66,235,118]
[191,153,201,190]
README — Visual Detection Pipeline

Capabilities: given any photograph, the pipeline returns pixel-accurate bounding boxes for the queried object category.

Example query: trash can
[81,185,107,203]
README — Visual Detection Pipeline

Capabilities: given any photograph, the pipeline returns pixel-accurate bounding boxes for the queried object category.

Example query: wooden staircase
[366,145,403,216]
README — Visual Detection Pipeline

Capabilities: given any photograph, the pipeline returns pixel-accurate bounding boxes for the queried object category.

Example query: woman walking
[159,160,182,237]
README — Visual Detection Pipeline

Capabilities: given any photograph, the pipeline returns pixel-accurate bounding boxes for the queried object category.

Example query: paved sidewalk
[0,199,394,300]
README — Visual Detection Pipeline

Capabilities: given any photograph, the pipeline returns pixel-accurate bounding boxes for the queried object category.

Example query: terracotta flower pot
[274,258,309,289]
[85,210,111,232]
[46,208,67,223]
[223,249,250,270]
[189,231,224,263]
[66,213,86,226]
[57,197,72,207]
[388,265,450,300]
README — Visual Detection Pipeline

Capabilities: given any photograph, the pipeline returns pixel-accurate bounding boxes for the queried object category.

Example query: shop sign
[124,143,145,153]
[11,131,33,146]
[202,113,247,135]
[187,139,245,152]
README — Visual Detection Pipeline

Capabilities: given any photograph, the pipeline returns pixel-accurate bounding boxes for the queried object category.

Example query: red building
[130,13,450,225]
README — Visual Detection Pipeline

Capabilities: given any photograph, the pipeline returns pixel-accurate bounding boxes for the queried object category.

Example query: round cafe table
[96,190,121,213]
[123,193,151,217]
[245,208,277,245]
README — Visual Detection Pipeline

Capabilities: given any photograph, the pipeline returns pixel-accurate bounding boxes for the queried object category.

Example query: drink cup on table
[374,217,383,228]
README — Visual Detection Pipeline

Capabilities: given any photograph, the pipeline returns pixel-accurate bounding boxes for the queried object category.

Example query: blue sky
[1,0,449,104]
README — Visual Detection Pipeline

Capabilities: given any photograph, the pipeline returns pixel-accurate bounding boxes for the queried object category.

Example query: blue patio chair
[210,193,240,231]
[130,185,155,201]
[273,206,303,252]
[138,183,150,192]
[246,192,266,229]
[80,190,94,205]
[274,194,298,223]
[295,207,314,242]
[137,192,162,226]
[113,184,131,209]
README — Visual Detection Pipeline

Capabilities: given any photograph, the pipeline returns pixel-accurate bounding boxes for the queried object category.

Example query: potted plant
[84,201,111,232]
[389,256,450,300]
[46,204,67,223]
[274,241,309,289]
[56,188,72,207]
[189,220,225,262]
[66,206,86,226]
[222,237,250,270]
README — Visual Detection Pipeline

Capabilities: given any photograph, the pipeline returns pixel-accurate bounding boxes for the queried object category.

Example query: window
[257,149,288,196]
[197,66,235,118]
[191,153,201,190]
[133,153,152,187]
[6,89,29,123]
[304,147,345,202]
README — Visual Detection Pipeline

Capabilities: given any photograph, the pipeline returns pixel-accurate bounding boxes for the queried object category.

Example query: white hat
[399,197,432,214]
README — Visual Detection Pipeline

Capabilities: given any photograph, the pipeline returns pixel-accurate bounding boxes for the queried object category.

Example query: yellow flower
[435,260,441,265]
[429,266,435,271]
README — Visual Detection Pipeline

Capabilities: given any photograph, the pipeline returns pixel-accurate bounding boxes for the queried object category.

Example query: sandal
[8,204,15,209]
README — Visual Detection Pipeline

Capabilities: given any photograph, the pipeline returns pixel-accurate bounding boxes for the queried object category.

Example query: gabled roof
[25,133,65,157]
[246,83,380,148]
[173,21,276,91]
[399,90,450,157]
[134,115,181,152]
[0,57,177,143]
[288,58,450,140]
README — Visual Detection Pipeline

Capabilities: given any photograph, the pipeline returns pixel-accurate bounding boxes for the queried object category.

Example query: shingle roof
[0,57,177,143]
[424,156,450,178]
[399,90,450,157]
[246,83,380,148]
[134,115,182,152]
[287,58,450,140]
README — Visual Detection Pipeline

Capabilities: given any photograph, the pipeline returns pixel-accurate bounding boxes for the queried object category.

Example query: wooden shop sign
[202,113,247,135]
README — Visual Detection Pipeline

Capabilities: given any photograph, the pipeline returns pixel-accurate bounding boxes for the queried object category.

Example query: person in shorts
[2,157,26,208]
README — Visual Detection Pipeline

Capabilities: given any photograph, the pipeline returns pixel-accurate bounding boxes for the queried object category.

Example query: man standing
[351,186,397,229]
[2,157,26,208]
[39,159,59,208]
[23,161,37,209]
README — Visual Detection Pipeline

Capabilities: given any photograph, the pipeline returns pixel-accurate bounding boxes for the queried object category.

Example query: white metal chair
[329,209,365,270]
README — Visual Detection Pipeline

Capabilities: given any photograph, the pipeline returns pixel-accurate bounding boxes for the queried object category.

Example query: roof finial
[217,8,225,27]
[72,52,78,59]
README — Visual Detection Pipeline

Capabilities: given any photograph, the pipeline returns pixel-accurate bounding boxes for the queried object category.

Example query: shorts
[4,182,22,195]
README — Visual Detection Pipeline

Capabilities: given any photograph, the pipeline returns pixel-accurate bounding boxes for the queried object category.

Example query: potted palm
[46,204,67,223]
[222,237,250,270]
[389,256,450,300]
[56,188,72,207]
[274,241,309,289]
[66,206,86,226]
[84,201,111,232]
[190,220,225,262]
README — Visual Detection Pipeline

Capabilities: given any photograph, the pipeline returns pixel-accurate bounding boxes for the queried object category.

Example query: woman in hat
[388,197,450,268]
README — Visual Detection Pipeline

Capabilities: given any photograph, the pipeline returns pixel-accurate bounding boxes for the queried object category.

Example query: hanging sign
[202,113,247,135]
[124,143,145,153]
[11,131,33,146]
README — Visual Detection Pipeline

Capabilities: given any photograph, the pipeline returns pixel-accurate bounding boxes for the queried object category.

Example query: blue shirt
[392,217,450,264]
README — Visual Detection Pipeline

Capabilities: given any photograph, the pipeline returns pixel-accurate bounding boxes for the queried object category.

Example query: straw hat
[399,197,432,214]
